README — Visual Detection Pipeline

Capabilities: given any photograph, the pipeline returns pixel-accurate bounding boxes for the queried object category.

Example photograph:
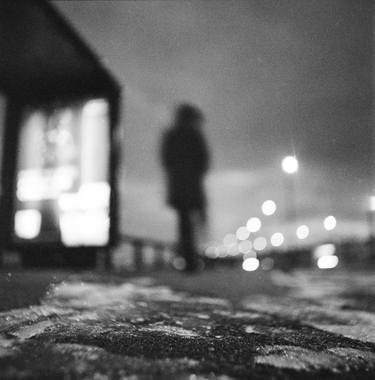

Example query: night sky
[54,0,373,245]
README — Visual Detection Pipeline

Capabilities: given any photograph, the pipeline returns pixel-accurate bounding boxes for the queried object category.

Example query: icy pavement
[1,270,375,379]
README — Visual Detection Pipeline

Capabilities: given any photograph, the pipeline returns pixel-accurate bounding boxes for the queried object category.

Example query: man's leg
[177,209,197,271]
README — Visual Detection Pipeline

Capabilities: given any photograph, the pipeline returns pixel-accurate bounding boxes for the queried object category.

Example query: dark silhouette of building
[161,104,210,271]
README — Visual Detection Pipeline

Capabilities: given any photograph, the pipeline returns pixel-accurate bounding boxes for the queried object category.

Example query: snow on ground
[1,269,375,379]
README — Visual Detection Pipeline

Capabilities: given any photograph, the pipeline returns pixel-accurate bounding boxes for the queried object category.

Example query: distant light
[223,233,237,247]
[262,200,276,216]
[243,250,257,259]
[205,246,219,259]
[82,99,109,117]
[296,225,309,240]
[236,226,250,241]
[17,167,77,202]
[58,192,80,211]
[238,240,252,254]
[324,216,337,231]
[317,255,339,269]
[173,257,186,271]
[227,243,239,256]
[15,209,41,239]
[59,210,109,246]
[261,257,274,271]
[313,243,335,259]
[246,217,261,233]
[79,182,110,210]
[253,236,267,251]
[270,232,284,247]
[370,196,375,211]
[242,257,260,272]
[281,156,298,174]
[217,245,228,258]
[16,169,49,202]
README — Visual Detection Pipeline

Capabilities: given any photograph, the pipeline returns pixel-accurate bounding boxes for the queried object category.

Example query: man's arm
[196,132,210,173]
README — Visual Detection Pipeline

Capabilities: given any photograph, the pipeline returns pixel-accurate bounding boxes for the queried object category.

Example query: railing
[111,234,177,271]
[0,235,176,270]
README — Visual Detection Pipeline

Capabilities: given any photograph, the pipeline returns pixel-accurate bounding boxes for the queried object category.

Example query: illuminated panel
[15,209,41,239]
[14,99,111,247]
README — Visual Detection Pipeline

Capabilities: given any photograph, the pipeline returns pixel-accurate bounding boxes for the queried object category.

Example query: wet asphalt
[1,268,375,379]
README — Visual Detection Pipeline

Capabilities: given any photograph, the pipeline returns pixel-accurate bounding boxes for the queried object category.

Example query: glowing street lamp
[281,155,299,226]
[281,156,298,174]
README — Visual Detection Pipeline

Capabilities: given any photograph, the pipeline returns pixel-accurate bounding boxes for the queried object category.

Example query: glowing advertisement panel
[14,99,111,247]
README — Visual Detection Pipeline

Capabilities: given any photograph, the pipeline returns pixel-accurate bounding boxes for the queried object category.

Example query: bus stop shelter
[0,0,121,267]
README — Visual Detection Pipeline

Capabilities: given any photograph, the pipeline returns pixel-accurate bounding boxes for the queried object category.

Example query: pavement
[1,267,375,379]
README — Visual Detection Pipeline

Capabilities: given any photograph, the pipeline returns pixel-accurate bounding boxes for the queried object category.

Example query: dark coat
[161,125,209,210]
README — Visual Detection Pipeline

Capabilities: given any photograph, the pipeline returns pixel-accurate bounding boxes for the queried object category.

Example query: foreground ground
[1,267,375,379]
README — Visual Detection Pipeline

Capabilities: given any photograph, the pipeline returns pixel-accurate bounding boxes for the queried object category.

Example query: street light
[281,156,298,174]
[281,156,299,230]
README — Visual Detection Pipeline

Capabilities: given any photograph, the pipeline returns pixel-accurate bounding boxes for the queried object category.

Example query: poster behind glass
[14,99,111,247]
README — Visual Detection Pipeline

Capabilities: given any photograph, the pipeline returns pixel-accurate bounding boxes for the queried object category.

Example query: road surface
[1,268,375,379]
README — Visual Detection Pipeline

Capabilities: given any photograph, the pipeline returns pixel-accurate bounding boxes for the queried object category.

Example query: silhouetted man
[161,104,210,272]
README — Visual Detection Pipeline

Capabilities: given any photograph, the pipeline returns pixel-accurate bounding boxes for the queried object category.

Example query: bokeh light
[223,233,237,247]
[324,215,337,231]
[270,232,284,247]
[296,225,309,240]
[227,243,239,256]
[172,257,186,271]
[243,250,257,259]
[261,200,276,216]
[261,257,274,271]
[317,255,339,269]
[238,240,252,254]
[370,196,375,212]
[14,209,41,239]
[253,236,267,251]
[246,217,261,233]
[205,246,219,259]
[217,245,228,258]
[242,257,260,272]
[313,243,335,260]
[281,155,298,174]
[236,226,250,241]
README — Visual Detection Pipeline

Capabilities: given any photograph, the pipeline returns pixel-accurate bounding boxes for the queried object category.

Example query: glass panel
[14,99,111,246]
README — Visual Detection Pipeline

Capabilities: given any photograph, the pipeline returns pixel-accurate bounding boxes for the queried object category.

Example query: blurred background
[55,0,373,241]
[0,0,374,272]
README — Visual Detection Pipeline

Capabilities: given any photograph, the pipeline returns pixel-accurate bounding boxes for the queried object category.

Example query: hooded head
[174,103,204,130]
